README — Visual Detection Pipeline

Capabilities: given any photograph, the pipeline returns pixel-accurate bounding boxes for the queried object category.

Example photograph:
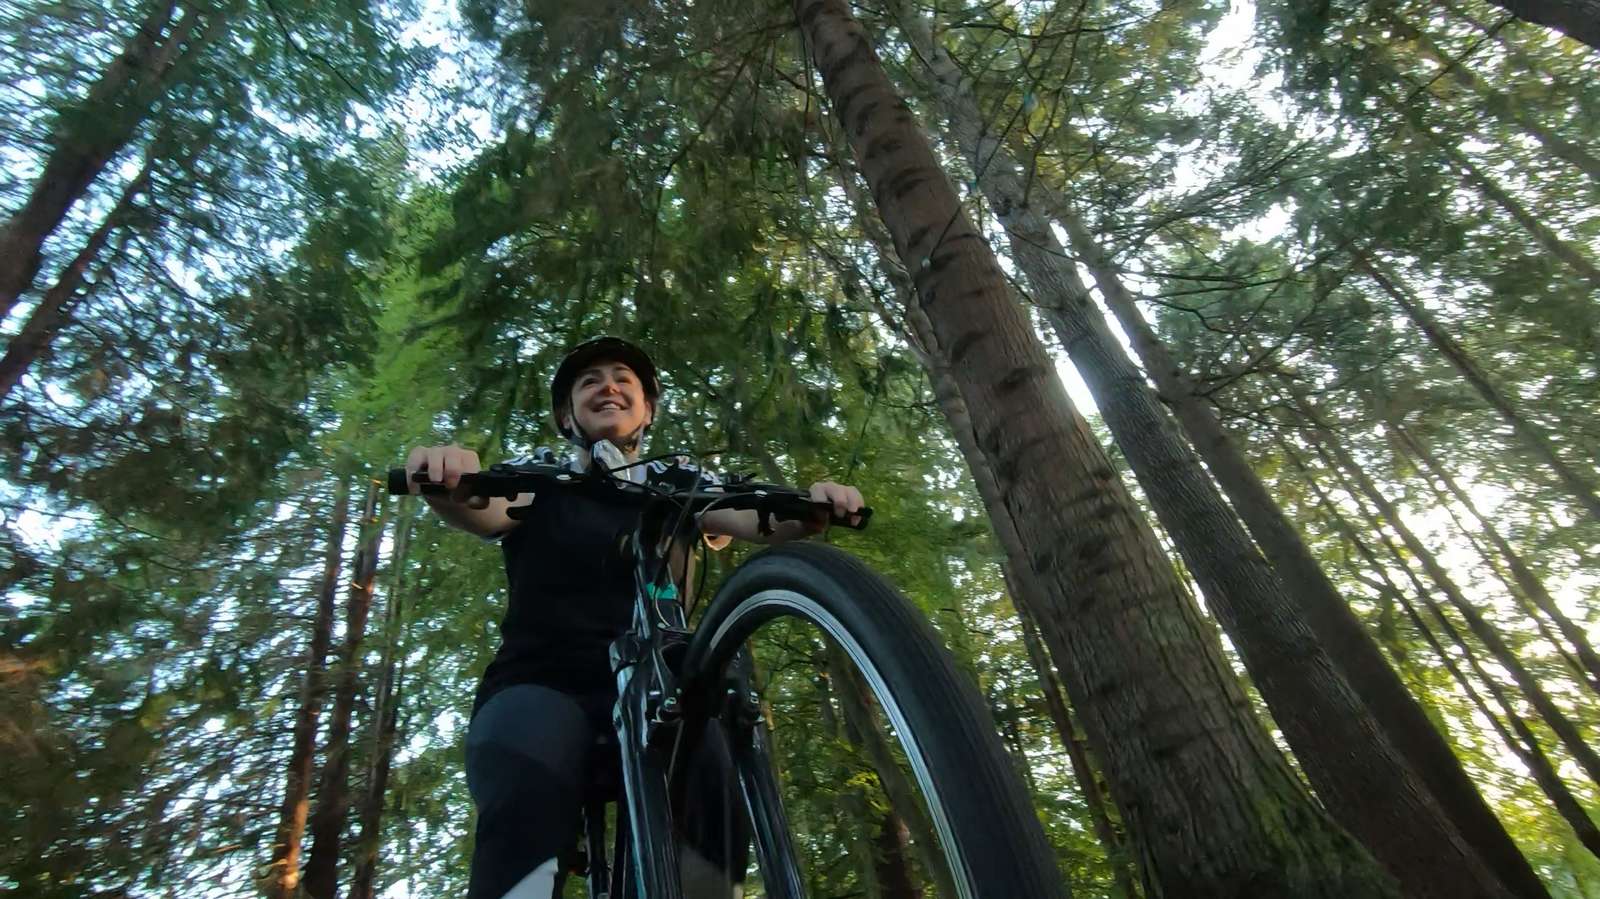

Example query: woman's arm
[406,444,531,539]
[699,481,865,545]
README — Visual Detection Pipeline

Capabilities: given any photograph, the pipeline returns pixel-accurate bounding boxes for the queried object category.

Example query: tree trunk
[892,9,1502,893]
[1395,424,1600,692]
[1411,589,1600,862]
[1481,0,1600,52]
[1287,442,1600,860]
[0,163,150,403]
[266,480,352,899]
[1293,398,1600,790]
[1039,186,1548,899]
[346,500,416,899]
[303,482,385,899]
[857,221,1138,896]
[1357,253,1600,523]
[829,646,958,899]
[871,812,923,899]
[1425,469,1595,691]
[914,301,1138,896]
[1392,96,1600,289]
[1387,12,1600,183]
[1017,604,1139,899]
[0,0,215,319]
[797,2,1395,894]
[816,668,891,898]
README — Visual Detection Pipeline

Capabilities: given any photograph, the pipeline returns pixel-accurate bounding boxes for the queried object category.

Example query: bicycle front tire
[683,541,1069,899]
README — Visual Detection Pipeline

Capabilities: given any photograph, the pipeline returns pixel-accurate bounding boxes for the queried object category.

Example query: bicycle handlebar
[385,464,871,531]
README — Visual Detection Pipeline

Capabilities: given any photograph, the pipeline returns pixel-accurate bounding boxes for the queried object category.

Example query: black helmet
[549,336,661,440]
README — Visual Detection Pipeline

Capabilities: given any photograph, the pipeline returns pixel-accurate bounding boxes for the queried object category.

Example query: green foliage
[6,0,1598,895]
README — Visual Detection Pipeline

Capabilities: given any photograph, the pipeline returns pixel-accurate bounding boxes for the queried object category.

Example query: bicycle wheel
[681,541,1069,899]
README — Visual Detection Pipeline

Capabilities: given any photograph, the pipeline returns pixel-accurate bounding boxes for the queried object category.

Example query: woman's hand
[405,444,481,495]
[806,481,866,533]
[699,480,867,544]
[404,444,510,526]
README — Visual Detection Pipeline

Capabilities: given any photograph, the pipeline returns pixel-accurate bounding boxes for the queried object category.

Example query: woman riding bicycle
[404,336,865,899]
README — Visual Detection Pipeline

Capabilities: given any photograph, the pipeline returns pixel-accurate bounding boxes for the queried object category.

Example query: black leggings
[465,683,748,899]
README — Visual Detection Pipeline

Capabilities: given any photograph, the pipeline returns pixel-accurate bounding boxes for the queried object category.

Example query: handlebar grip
[773,501,873,531]
[832,506,872,530]
[386,467,449,497]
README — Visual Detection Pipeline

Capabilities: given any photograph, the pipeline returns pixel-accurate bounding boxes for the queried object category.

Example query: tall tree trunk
[994,679,1038,794]
[267,480,352,899]
[797,2,1396,894]
[1425,469,1594,691]
[1038,189,1547,899]
[1292,398,1600,790]
[1480,0,1600,52]
[346,500,416,899]
[1287,442,1600,860]
[871,812,923,899]
[1385,11,1600,183]
[1409,589,1600,862]
[1357,252,1600,522]
[0,0,216,319]
[863,233,1140,895]
[1017,604,1139,899]
[303,482,385,899]
[834,111,1142,898]
[1376,82,1600,288]
[0,163,150,403]
[1394,424,1600,692]
[891,8,1501,893]
[829,646,958,899]
[816,667,891,898]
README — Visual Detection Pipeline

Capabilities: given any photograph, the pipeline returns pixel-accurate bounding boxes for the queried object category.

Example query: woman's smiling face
[564,359,653,443]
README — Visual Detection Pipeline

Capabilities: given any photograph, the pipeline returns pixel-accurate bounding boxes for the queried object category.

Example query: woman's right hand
[405,444,481,496]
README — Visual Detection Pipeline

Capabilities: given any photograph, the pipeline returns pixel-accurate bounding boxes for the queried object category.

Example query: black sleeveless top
[472,451,719,716]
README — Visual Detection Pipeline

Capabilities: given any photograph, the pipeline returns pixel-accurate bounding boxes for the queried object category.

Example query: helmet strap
[564,414,649,483]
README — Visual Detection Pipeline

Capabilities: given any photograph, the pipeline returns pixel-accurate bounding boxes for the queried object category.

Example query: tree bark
[0,163,150,403]
[891,9,1503,893]
[797,1,1396,894]
[266,480,352,899]
[346,500,416,899]
[1481,0,1600,52]
[1034,176,1548,899]
[1357,253,1600,523]
[1293,397,1600,790]
[871,812,924,899]
[1017,604,1139,899]
[303,482,385,899]
[829,646,958,899]
[0,0,216,319]
[853,217,1139,896]
[816,667,892,898]
[1287,442,1600,861]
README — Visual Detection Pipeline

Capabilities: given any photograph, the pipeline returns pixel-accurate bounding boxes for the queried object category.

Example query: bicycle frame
[595,485,808,899]
[391,460,863,898]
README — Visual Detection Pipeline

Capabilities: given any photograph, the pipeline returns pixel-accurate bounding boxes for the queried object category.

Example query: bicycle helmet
[549,336,661,447]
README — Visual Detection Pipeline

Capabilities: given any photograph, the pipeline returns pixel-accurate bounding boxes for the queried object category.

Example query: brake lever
[768,499,872,531]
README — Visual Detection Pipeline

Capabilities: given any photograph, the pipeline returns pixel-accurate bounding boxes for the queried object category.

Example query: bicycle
[388,456,1067,899]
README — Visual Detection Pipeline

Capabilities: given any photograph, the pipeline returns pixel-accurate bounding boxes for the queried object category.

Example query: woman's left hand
[807,481,866,532]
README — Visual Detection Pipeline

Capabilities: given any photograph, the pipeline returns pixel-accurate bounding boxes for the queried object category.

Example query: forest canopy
[2,0,1597,896]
